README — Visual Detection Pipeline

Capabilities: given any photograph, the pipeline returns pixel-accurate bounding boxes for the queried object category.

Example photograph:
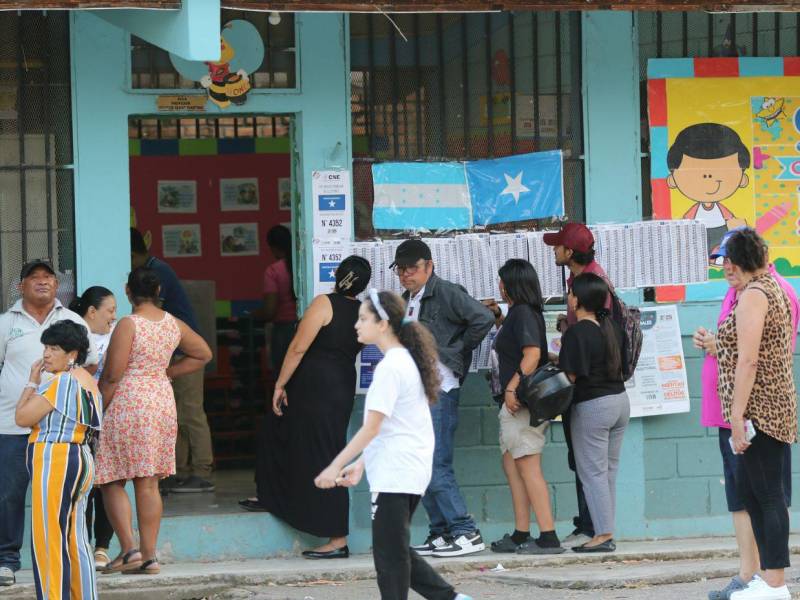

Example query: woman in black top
[248,255,371,559]
[559,272,629,553]
[486,259,563,555]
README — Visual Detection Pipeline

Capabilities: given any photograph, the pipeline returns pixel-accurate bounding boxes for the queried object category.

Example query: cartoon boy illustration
[666,123,749,254]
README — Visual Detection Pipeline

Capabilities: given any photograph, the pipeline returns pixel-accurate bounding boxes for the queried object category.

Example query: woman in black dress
[249,255,371,559]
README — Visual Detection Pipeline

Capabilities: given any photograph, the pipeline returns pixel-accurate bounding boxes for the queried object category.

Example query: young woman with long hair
[315,290,472,600]
[558,272,629,553]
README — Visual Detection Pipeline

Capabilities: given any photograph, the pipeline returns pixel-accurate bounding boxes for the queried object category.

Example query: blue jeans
[0,434,30,571]
[421,388,477,538]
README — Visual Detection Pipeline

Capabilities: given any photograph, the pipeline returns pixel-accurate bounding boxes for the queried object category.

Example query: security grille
[638,11,800,217]
[0,11,75,309]
[351,11,584,240]
[131,10,296,90]
[128,115,291,139]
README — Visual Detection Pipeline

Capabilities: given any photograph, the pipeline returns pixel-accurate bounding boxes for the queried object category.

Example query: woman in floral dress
[95,268,211,575]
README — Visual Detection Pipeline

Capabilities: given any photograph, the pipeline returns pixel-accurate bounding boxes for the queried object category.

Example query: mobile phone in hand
[728,420,757,454]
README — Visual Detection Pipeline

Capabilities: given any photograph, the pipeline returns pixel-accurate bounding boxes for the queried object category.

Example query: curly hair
[724,227,768,273]
[365,291,441,404]
[40,320,90,365]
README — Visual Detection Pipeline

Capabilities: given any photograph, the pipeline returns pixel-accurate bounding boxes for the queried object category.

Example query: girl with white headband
[315,289,473,600]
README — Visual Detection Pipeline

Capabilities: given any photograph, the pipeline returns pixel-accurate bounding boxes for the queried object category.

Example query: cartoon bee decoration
[170,20,265,110]
[755,97,787,128]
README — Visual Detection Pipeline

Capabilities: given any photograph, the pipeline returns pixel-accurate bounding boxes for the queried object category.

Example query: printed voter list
[312,170,353,240]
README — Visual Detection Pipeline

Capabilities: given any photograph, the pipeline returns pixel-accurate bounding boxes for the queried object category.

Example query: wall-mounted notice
[625,304,690,418]
[220,223,259,256]
[162,224,202,258]
[220,178,260,211]
[312,239,350,297]
[356,344,384,394]
[157,180,197,214]
[312,170,352,240]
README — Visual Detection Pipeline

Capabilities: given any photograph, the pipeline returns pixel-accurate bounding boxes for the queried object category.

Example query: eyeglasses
[392,261,427,276]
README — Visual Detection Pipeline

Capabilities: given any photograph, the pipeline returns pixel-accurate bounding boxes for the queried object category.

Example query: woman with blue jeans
[559,273,629,553]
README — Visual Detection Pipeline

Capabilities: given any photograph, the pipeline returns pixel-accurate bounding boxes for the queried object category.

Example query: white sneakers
[411,535,451,557]
[430,531,486,557]
[0,566,14,586]
[730,576,790,600]
[561,531,593,549]
[454,595,473,600]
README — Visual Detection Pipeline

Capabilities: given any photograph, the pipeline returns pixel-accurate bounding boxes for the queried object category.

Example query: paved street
[204,563,800,600]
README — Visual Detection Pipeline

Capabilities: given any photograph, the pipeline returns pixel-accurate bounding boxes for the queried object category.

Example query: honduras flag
[466,150,564,226]
[319,194,346,211]
[371,162,472,230]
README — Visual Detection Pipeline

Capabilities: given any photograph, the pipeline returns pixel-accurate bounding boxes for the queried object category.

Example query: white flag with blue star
[466,150,564,226]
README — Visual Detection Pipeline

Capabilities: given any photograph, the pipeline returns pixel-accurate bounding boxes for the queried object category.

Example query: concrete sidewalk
[6,535,800,599]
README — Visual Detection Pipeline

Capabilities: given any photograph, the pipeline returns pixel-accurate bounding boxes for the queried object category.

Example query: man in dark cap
[0,260,97,587]
[392,239,494,558]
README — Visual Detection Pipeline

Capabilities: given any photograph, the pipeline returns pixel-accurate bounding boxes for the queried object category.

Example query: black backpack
[610,292,643,381]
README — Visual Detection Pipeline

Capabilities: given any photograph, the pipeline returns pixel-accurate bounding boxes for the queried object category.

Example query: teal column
[96,0,220,62]
[581,11,645,538]
[71,13,150,304]
[582,11,642,225]
[294,13,352,308]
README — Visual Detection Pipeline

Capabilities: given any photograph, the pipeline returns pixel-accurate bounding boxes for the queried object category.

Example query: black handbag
[516,363,575,427]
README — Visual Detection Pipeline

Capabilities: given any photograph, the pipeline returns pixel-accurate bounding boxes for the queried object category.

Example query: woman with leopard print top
[715,228,796,600]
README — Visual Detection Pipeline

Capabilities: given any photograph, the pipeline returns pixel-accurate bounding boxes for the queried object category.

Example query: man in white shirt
[392,240,494,558]
[0,260,97,587]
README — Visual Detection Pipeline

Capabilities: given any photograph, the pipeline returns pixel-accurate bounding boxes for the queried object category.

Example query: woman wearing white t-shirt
[316,290,472,600]
[69,286,117,570]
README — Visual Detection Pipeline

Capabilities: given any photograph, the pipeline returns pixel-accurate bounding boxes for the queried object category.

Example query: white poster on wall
[312,170,352,240]
[539,304,689,418]
[312,239,350,297]
[625,304,690,418]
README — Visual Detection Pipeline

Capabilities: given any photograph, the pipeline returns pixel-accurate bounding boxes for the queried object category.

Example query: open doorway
[127,114,294,514]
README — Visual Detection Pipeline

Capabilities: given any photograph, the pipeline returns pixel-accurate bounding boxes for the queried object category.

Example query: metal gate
[350,11,585,239]
[0,11,75,309]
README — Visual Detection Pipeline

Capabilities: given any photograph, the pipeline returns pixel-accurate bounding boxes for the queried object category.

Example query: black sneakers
[171,476,215,493]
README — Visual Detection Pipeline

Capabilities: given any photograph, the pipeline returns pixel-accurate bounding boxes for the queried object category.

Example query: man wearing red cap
[543,222,613,549]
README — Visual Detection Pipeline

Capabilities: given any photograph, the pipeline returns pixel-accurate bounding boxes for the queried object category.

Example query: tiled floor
[162,469,256,517]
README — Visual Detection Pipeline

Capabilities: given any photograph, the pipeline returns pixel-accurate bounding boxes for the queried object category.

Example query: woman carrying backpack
[315,289,472,600]
[558,272,629,553]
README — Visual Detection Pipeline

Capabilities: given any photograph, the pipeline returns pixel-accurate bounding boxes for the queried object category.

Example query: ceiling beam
[222,0,798,11]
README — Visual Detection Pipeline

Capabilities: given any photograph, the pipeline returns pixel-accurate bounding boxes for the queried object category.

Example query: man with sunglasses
[391,239,494,557]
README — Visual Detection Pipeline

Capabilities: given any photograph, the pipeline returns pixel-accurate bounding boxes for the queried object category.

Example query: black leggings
[736,429,791,570]
[372,493,455,600]
[85,487,114,549]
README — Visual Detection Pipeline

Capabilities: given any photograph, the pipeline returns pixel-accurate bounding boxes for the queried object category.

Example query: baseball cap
[389,239,432,269]
[710,226,748,259]
[542,223,595,254]
[20,259,55,280]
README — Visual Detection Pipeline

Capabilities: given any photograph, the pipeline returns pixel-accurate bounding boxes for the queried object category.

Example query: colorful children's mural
[649,57,800,288]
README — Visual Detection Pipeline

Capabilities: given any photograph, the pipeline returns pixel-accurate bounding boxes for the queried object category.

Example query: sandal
[125,558,160,575]
[103,548,142,574]
[93,548,110,571]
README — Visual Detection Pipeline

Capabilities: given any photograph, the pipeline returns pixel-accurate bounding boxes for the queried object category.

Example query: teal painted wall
[53,8,800,566]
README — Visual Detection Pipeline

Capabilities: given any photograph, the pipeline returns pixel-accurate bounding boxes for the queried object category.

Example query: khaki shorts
[498,405,548,459]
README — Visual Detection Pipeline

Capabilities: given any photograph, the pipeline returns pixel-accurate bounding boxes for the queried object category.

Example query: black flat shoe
[302,545,350,560]
[238,498,268,512]
[572,539,616,553]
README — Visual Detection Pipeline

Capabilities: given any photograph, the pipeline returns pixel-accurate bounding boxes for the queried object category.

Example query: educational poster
[648,57,800,299]
[219,223,259,256]
[220,178,259,211]
[157,180,197,213]
[312,170,352,240]
[162,224,201,258]
[625,305,690,418]
[539,305,689,418]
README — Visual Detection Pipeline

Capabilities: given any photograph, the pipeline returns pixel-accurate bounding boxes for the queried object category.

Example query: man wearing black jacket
[392,239,494,558]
